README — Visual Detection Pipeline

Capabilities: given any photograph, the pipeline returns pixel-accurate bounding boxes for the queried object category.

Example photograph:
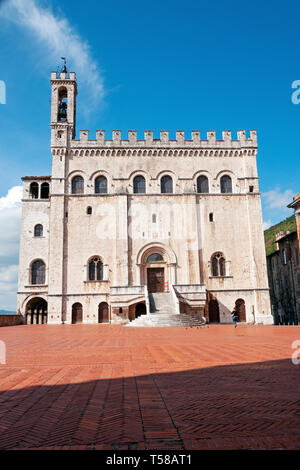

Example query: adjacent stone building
[17,69,272,325]
[267,194,300,324]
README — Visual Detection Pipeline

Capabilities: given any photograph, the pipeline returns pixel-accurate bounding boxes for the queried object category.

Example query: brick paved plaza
[0,324,299,450]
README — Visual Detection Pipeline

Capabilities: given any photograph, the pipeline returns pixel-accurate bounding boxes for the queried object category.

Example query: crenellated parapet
[68,129,257,149]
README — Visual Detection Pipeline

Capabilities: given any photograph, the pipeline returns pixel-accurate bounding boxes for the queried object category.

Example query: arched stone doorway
[137,243,177,292]
[135,303,146,319]
[209,299,220,323]
[26,297,47,324]
[72,303,83,324]
[98,302,109,323]
[235,299,246,322]
[146,252,166,293]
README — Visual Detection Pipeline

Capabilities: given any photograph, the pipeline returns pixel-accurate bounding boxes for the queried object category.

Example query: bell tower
[48,64,77,324]
[50,64,77,147]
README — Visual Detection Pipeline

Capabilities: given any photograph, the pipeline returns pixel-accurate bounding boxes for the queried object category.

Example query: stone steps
[126,291,206,327]
[149,292,175,314]
[126,313,207,327]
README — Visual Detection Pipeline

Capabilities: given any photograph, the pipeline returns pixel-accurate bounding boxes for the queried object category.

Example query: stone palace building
[266,193,300,325]
[17,69,272,325]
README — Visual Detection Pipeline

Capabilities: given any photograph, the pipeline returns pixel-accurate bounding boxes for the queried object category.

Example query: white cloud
[0,0,104,102]
[262,220,273,231]
[0,185,22,210]
[0,186,22,310]
[262,187,294,210]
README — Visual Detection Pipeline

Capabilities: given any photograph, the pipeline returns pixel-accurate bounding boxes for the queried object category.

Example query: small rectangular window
[209,213,214,222]
[283,250,287,265]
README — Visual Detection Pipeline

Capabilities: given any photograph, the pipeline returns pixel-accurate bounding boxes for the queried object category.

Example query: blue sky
[0,0,299,309]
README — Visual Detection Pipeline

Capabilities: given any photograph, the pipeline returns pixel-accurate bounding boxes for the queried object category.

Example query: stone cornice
[51,147,257,158]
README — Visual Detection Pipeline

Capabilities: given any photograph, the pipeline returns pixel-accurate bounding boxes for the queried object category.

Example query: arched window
[40,182,49,199]
[34,224,43,237]
[146,253,164,262]
[31,260,46,285]
[197,175,209,193]
[211,253,226,277]
[88,257,103,281]
[133,175,146,194]
[30,182,39,199]
[71,175,84,194]
[161,175,173,193]
[220,175,232,193]
[87,206,92,215]
[95,175,107,194]
[58,87,68,121]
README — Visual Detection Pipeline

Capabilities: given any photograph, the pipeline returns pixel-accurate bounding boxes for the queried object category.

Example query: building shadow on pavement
[0,357,299,450]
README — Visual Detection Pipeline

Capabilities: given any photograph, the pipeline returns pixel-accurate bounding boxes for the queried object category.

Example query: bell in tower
[50,66,77,141]
[58,88,68,121]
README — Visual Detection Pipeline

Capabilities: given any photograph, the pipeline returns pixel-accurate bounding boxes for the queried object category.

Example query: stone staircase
[127,292,207,327]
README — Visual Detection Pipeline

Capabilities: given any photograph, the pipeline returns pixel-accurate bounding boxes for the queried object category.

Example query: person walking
[231,309,238,328]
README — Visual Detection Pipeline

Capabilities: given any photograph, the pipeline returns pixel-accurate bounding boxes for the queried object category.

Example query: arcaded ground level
[0,324,299,450]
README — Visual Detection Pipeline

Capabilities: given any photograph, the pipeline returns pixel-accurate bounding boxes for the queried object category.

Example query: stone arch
[211,252,226,277]
[30,182,39,199]
[71,175,84,195]
[34,224,43,237]
[215,169,236,193]
[57,86,68,121]
[129,170,149,193]
[137,242,177,266]
[235,298,246,322]
[25,297,48,325]
[40,182,50,199]
[88,255,104,281]
[94,174,108,194]
[137,242,177,289]
[135,303,146,319]
[72,303,83,324]
[98,302,109,323]
[30,259,46,285]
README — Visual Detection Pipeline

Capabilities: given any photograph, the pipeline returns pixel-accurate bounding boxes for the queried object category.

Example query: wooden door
[72,303,82,324]
[209,299,220,323]
[147,268,165,293]
[98,302,109,323]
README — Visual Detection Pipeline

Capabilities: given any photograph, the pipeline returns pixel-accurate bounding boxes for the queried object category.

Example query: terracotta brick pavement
[0,324,299,450]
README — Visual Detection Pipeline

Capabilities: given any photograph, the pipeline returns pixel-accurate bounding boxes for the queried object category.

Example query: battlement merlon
[51,71,77,82]
[64,129,257,149]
